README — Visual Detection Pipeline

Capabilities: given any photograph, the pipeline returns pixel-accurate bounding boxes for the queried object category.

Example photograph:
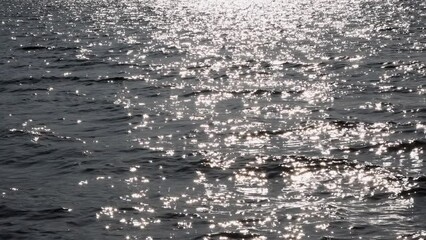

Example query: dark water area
[0,0,425,239]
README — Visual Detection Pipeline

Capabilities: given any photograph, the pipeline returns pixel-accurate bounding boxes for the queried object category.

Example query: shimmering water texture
[1,0,426,239]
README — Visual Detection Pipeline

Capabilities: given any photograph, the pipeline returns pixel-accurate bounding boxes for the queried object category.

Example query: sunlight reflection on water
[88,0,426,238]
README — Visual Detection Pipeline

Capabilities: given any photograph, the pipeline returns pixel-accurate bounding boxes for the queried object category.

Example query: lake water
[1,0,425,239]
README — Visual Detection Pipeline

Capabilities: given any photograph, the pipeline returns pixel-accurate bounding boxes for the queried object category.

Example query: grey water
[0,0,425,239]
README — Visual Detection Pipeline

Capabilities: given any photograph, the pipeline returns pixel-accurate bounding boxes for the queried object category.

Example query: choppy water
[1,0,425,239]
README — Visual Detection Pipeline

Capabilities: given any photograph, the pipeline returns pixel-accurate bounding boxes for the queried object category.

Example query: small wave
[400,175,426,197]
[376,86,416,94]
[181,89,301,98]
[386,139,426,151]
[158,212,201,220]
[56,61,109,68]
[329,120,360,129]
[194,231,263,240]
[25,208,72,221]
[0,205,71,221]
[401,186,426,197]
[239,155,363,178]
[8,128,75,143]
[337,136,425,153]
[1,76,81,85]
[19,46,80,51]
[19,46,49,51]
[0,205,28,218]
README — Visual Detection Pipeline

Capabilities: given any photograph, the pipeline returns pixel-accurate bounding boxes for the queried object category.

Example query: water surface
[1,0,425,239]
